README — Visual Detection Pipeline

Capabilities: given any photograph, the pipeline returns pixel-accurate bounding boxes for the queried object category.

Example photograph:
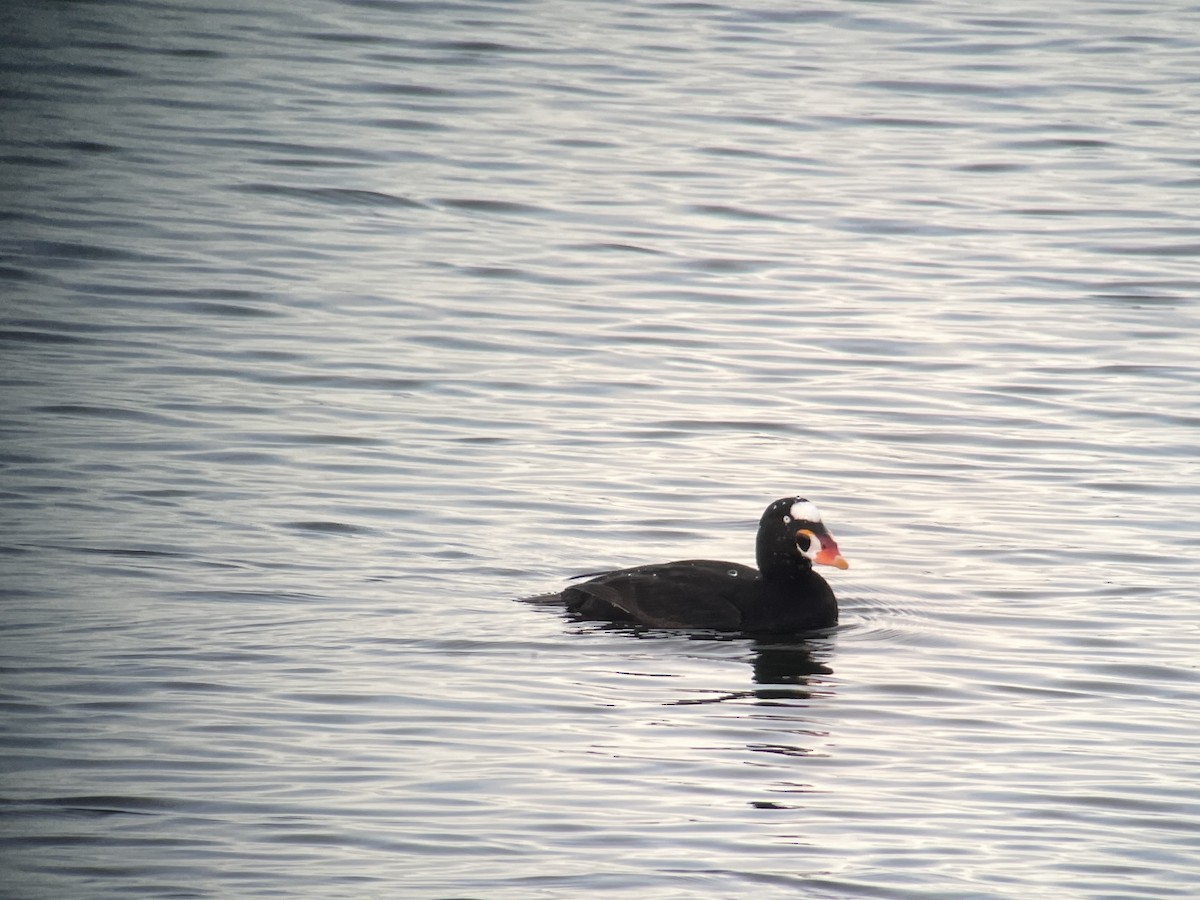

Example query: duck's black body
[556,497,847,634]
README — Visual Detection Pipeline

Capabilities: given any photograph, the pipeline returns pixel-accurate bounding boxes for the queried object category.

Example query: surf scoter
[556,497,848,633]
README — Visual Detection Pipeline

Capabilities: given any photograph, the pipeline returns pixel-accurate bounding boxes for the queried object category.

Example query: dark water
[3,1,1200,897]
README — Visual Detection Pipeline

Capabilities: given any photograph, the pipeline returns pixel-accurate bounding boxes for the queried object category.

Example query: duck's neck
[756,538,816,583]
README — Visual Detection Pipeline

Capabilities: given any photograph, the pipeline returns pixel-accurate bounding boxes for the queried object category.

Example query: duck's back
[561,559,765,631]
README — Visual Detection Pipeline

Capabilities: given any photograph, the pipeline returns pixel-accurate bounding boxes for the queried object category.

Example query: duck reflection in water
[667,633,834,706]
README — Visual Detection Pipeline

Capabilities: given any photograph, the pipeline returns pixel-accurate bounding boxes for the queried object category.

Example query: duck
[555,497,848,633]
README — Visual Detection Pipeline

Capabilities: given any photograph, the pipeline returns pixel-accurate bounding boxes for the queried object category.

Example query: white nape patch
[790,500,822,523]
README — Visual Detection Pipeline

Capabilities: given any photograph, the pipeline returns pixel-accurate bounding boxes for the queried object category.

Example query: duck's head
[759,497,849,572]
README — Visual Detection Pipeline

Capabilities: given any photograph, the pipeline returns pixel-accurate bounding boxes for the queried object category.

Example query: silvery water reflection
[2,0,1200,897]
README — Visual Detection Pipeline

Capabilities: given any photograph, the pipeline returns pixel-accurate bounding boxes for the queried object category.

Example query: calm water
[3,1,1200,897]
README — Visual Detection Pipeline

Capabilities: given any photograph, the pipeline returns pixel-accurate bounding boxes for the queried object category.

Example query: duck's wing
[561,560,756,630]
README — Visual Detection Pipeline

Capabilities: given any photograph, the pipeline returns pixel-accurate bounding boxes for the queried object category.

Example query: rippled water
[3,1,1200,897]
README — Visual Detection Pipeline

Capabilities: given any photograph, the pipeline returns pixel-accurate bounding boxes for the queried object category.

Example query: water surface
[2,1,1199,897]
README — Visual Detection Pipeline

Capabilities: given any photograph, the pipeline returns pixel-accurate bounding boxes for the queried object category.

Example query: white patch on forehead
[790,500,822,523]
